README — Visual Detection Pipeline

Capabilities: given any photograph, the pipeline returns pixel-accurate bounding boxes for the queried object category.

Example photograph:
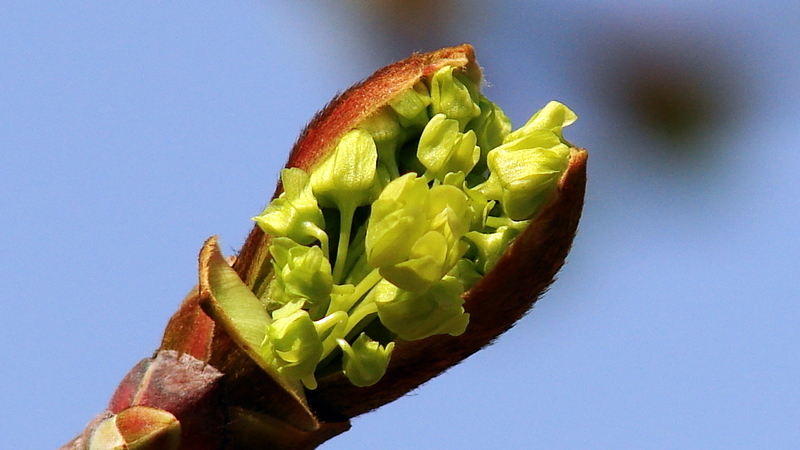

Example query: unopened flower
[417,113,480,180]
[429,65,482,130]
[266,237,333,318]
[477,101,577,221]
[262,301,324,390]
[337,334,395,387]
[387,81,431,130]
[253,167,328,251]
[373,276,469,341]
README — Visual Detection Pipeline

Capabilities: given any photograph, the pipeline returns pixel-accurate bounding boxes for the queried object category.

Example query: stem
[347,269,382,312]
[343,298,378,339]
[315,311,348,357]
[420,170,436,185]
[485,216,509,229]
[342,223,367,283]
[306,223,330,257]
[327,268,382,316]
[332,205,355,284]
[316,303,378,365]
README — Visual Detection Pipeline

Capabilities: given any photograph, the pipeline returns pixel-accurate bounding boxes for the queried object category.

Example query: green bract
[241,68,577,389]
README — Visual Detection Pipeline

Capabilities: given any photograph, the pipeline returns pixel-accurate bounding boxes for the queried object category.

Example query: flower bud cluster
[245,65,577,389]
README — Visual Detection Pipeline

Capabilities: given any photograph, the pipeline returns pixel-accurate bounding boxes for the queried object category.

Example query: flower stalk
[62,44,587,450]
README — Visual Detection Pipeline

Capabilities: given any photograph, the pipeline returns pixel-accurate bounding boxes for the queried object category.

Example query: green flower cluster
[250,66,577,389]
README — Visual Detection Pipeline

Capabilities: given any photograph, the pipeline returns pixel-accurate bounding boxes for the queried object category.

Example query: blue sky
[2,2,799,448]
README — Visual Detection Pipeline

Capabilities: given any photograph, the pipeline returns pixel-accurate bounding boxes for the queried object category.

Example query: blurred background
[2,1,798,448]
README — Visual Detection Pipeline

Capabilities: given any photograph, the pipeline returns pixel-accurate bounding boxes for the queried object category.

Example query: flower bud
[373,277,469,341]
[366,176,471,293]
[482,136,571,221]
[337,334,395,387]
[263,301,324,389]
[468,97,512,172]
[429,66,481,130]
[310,128,379,210]
[504,100,577,144]
[465,226,518,274]
[365,173,429,268]
[358,108,404,179]
[417,113,480,180]
[198,48,582,405]
[253,168,327,249]
[477,101,577,221]
[388,81,431,130]
[268,237,333,317]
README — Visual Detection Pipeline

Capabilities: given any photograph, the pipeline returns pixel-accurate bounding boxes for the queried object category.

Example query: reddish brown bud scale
[160,288,215,361]
[108,350,225,450]
[115,406,181,450]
